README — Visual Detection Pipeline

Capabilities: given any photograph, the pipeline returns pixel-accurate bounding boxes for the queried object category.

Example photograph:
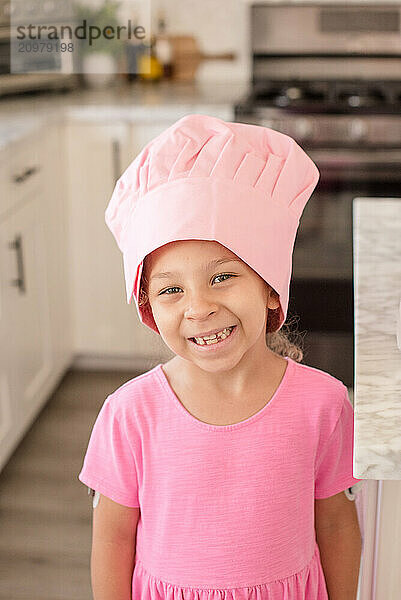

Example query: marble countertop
[353,198,401,480]
[0,80,249,150]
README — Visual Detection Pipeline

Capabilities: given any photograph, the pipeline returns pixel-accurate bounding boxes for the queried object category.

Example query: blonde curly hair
[137,257,305,363]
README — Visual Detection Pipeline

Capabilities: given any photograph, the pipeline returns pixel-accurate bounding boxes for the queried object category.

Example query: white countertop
[353,198,401,479]
[0,80,249,150]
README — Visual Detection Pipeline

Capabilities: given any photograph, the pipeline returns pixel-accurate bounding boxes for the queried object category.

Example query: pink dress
[78,356,362,599]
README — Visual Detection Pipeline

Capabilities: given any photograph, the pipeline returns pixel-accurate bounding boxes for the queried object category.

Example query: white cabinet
[130,122,171,153]
[0,196,52,419]
[0,125,72,470]
[65,121,133,359]
[44,124,73,376]
[65,120,174,367]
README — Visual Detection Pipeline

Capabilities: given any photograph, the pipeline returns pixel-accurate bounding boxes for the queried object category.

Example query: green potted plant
[74,0,124,88]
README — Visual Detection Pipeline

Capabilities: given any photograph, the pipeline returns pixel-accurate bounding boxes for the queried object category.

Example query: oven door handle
[308,149,401,180]
[308,149,401,169]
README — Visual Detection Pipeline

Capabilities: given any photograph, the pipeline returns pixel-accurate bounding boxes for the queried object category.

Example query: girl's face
[144,239,280,373]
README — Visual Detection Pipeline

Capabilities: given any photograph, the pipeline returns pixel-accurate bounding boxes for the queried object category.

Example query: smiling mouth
[189,325,236,346]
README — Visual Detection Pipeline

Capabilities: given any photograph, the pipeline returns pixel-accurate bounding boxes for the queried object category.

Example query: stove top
[236,79,401,115]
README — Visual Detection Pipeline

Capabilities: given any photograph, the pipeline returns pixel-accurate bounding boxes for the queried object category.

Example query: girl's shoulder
[289,358,349,409]
[105,364,162,419]
[287,360,353,443]
[291,358,347,388]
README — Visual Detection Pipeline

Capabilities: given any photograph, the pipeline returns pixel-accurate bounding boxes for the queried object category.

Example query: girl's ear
[267,286,280,310]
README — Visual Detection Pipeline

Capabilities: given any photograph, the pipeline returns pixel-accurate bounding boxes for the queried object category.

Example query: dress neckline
[155,356,294,432]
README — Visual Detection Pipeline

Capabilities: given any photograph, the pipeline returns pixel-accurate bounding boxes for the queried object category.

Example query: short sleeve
[78,395,140,507]
[315,387,363,499]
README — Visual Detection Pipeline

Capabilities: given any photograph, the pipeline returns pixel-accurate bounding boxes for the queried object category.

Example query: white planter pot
[82,53,117,88]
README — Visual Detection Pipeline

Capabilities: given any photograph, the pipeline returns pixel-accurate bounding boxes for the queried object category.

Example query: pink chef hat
[105,114,320,334]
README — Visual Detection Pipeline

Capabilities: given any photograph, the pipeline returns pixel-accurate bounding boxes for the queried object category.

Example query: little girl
[78,114,364,600]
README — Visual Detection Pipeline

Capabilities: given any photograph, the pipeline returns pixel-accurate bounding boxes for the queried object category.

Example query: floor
[0,368,138,600]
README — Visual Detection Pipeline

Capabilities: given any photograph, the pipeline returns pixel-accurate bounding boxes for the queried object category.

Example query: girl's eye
[159,273,234,295]
[213,273,233,284]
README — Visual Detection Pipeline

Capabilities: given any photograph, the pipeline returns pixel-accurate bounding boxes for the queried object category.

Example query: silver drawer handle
[13,165,40,184]
[8,234,26,293]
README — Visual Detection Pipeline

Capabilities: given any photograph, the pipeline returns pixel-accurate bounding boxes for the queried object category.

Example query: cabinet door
[131,122,171,153]
[66,121,137,357]
[0,149,13,465]
[0,220,13,468]
[42,123,73,375]
[0,197,53,467]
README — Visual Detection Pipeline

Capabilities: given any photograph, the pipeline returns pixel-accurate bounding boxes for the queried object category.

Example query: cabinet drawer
[1,135,43,219]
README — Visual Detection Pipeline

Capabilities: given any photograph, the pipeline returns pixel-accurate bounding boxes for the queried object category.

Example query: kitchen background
[0,0,400,598]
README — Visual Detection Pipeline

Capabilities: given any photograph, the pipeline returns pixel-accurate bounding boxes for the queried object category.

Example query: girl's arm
[315,491,362,600]
[91,493,140,600]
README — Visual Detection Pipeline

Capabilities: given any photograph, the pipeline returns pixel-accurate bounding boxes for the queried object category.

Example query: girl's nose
[184,295,219,320]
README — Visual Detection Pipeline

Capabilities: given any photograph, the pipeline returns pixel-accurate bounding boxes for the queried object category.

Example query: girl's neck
[168,350,288,401]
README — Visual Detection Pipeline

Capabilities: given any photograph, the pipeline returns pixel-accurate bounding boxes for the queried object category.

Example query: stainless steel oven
[235,3,401,388]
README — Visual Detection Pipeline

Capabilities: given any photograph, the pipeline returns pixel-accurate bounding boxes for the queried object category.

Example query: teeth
[193,326,233,345]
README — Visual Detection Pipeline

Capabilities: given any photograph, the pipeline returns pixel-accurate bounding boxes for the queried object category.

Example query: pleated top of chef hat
[105,114,320,334]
